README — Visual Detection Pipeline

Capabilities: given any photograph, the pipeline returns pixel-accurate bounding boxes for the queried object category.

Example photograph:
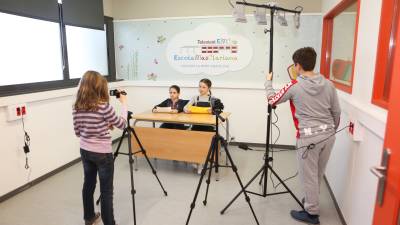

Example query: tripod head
[127,111,134,128]
[211,98,225,122]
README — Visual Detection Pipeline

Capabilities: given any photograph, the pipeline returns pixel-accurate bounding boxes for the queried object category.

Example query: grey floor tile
[0,142,342,225]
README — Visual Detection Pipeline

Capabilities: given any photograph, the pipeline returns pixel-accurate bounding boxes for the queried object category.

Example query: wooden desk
[133,111,231,126]
[131,111,231,165]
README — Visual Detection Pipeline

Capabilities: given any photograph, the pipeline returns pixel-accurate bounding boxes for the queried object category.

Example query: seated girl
[184,78,220,132]
[153,85,188,129]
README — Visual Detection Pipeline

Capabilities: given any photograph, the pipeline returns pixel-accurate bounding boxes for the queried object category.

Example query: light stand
[221,1,304,215]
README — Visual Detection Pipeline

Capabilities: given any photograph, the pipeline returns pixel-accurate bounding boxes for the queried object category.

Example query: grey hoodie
[265,74,341,138]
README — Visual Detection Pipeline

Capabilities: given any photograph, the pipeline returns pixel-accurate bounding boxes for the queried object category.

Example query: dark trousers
[80,149,115,225]
[160,123,186,130]
[191,125,215,132]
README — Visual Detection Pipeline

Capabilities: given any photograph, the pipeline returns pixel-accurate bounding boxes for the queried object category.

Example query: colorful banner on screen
[166,23,253,75]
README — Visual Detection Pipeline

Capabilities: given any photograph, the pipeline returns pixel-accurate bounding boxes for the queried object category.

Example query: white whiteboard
[114,14,322,86]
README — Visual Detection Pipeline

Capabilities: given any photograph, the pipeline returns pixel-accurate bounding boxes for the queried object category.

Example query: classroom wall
[103,0,113,16]
[321,0,387,225]
[111,0,322,20]
[0,84,125,198]
[0,92,80,198]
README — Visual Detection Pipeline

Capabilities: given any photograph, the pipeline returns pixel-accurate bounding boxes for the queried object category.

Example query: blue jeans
[80,149,115,225]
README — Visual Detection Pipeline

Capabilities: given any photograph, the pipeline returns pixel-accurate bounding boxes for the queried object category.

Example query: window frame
[371,0,399,109]
[0,9,116,97]
[320,0,361,93]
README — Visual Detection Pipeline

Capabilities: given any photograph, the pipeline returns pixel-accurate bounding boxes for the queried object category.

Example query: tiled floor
[0,142,342,225]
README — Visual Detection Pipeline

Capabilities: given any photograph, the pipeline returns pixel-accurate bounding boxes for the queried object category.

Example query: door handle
[370,166,387,179]
[370,149,391,206]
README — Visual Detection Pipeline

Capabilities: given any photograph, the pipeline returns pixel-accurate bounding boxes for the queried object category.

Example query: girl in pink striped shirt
[73,71,127,225]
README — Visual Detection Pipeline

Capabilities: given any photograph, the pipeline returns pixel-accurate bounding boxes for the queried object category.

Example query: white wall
[0,93,79,197]
[0,84,123,197]
[322,1,387,225]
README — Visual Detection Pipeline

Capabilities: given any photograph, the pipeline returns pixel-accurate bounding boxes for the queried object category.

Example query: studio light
[254,7,267,25]
[233,2,247,23]
[293,13,300,29]
[277,11,288,26]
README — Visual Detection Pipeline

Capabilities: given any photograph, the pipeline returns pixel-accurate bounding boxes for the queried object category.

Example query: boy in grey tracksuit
[265,47,341,224]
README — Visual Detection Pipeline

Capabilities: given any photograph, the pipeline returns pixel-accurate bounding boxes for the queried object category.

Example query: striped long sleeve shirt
[73,103,127,153]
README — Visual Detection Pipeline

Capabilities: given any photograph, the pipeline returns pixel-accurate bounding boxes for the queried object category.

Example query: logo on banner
[166,23,253,75]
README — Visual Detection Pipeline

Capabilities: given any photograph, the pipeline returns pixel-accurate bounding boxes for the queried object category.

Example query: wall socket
[348,119,364,142]
[7,103,27,121]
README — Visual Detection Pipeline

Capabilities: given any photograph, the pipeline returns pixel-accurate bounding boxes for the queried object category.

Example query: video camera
[211,98,224,114]
[109,89,127,98]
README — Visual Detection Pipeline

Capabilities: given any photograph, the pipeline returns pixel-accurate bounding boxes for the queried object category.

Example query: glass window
[329,2,358,86]
[66,25,109,79]
[0,12,63,86]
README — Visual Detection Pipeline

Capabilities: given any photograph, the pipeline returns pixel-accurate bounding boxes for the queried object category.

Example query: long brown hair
[74,71,109,111]
[200,78,212,96]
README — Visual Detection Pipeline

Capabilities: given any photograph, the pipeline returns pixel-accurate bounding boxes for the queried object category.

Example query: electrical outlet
[348,120,363,142]
[7,103,27,121]
[21,106,26,115]
[349,121,354,135]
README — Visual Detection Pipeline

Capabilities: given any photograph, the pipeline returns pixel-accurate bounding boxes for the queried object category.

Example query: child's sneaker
[290,210,320,224]
[85,212,101,225]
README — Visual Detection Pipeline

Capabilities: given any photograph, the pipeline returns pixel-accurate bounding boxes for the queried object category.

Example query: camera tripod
[106,111,168,225]
[186,109,260,225]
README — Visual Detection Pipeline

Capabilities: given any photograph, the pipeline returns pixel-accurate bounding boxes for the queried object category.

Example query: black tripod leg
[203,142,217,206]
[258,170,265,185]
[220,139,260,225]
[268,165,304,208]
[130,127,168,196]
[186,137,217,225]
[215,141,219,181]
[127,127,137,225]
[113,128,128,161]
[220,166,264,214]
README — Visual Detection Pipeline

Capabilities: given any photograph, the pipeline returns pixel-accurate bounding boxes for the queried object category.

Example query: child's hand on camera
[118,92,127,105]
[266,72,273,81]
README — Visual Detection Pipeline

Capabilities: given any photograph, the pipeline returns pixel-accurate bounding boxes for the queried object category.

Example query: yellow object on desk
[132,111,231,126]
[188,105,211,114]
